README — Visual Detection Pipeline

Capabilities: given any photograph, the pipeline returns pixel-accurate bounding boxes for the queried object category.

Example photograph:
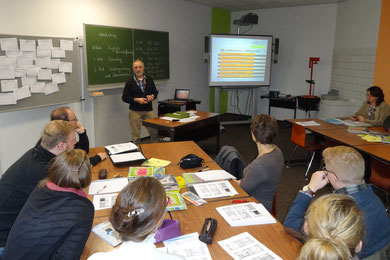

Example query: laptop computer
[173,89,190,102]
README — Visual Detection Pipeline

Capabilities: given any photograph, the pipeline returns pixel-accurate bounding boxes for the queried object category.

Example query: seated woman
[235,114,284,212]
[2,149,94,260]
[88,176,184,260]
[350,86,390,126]
[298,194,364,260]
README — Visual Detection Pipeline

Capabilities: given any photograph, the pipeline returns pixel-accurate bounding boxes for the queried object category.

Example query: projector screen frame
[208,34,273,87]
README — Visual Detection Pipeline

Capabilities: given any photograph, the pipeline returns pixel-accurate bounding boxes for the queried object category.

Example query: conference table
[286,118,390,161]
[142,110,220,152]
[81,141,302,260]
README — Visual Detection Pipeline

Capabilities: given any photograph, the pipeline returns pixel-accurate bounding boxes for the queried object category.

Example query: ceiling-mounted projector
[233,13,258,26]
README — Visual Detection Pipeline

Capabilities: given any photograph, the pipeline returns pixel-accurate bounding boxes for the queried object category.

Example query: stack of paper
[162,232,212,260]
[216,202,276,227]
[218,232,282,260]
[191,180,238,199]
[296,121,320,126]
[105,142,138,155]
[110,152,145,165]
[182,170,236,185]
[158,175,180,191]
[88,178,129,195]
[92,221,122,247]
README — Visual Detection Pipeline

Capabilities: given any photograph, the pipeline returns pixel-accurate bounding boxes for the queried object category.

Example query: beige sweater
[354,101,390,126]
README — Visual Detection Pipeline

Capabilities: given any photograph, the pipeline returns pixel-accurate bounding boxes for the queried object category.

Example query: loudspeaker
[274,38,279,54]
[204,36,209,53]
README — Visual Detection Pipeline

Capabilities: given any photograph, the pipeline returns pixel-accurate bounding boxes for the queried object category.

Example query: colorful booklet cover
[166,191,187,211]
[128,166,165,180]
[158,175,180,191]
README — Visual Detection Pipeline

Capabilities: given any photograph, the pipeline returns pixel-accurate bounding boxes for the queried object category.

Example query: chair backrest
[370,156,390,192]
[290,123,306,148]
[271,192,277,217]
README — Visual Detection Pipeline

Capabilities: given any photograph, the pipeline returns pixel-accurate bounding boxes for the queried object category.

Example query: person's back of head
[322,146,364,185]
[41,149,91,189]
[41,120,74,150]
[251,114,278,144]
[110,176,166,242]
[299,194,364,260]
[50,107,71,121]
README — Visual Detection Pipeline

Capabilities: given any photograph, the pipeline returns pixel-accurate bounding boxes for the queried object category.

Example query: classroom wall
[330,0,381,106]
[231,4,337,119]
[0,0,211,173]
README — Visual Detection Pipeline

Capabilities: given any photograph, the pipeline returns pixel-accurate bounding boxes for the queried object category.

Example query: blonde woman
[88,177,184,260]
[298,194,364,260]
[2,149,94,260]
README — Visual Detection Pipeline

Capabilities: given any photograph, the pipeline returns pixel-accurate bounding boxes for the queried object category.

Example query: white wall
[0,0,211,173]
[231,4,337,119]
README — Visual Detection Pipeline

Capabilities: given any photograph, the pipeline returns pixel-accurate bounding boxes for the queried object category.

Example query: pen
[97,185,107,194]
[231,199,249,203]
[198,167,210,172]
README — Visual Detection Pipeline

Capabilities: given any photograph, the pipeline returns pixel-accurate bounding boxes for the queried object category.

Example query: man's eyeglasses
[68,117,78,122]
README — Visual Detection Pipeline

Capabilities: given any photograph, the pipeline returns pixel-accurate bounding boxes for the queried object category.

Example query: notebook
[173,89,190,101]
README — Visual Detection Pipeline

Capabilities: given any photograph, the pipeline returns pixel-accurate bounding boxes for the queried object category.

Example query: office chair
[369,156,390,211]
[286,123,322,178]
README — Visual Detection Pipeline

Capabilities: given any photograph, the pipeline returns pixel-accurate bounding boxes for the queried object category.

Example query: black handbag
[179,154,204,169]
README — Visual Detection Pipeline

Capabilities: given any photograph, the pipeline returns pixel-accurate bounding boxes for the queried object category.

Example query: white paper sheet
[1,79,18,92]
[51,72,66,84]
[218,232,282,260]
[110,152,145,164]
[192,180,238,199]
[93,193,118,210]
[163,232,212,260]
[20,39,36,51]
[26,66,38,77]
[50,59,60,69]
[36,57,51,68]
[37,69,52,80]
[14,67,26,78]
[0,56,16,67]
[0,92,16,105]
[0,38,18,51]
[51,47,65,58]
[36,49,51,58]
[216,203,276,227]
[22,51,36,59]
[105,142,138,155]
[5,50,22,57]
[295,121,320,126]
[58,62,72,73]
[30,82,45,93]
[193,170,237,181]
[88,178,129,195]
[21,76,37,87]
[13,86,31,100]
[60,39,73,51]
[16,56,33,66]
[37,39,53,50]
[44,83,59,95]
[92,221,122,247]
[0,67,15,79]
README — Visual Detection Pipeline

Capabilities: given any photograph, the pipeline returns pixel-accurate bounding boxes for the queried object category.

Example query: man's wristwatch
[302,185,315,197]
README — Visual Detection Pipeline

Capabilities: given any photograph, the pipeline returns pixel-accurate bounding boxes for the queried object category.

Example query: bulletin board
[0,34,81,113]
[84,24,169,90]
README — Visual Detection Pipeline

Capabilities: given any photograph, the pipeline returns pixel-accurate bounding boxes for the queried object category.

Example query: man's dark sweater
[0,144,55,247]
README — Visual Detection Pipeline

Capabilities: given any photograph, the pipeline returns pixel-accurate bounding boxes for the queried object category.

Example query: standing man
[122,59,159,144]
[50,107,108,165]
[0,120,76,255]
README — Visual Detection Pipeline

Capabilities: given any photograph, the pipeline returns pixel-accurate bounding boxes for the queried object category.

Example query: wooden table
[83,142,302,260]
[142,111,220,152]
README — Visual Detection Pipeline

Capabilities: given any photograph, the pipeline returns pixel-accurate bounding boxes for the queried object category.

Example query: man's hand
[308,171,329,193]
[234,179,241,185]
[350,115,357,121]
[357,115,365,122]
[97,152,108,161]
[74,122,85,134]
[134,97,148,104]
[146,95,154,102]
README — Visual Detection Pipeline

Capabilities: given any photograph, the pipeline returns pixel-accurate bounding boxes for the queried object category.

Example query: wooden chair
[369,156,390,211]
[286,123,322,178]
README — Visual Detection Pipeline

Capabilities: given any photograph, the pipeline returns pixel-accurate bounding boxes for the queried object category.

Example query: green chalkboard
[84,24,169,90]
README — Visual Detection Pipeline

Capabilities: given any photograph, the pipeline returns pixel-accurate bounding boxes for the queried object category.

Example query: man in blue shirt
[284,146,390,259]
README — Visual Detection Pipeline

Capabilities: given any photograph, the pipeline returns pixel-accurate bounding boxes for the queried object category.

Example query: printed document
[105,142,138,155]
[88,178,129,195]
[93,193,118,210]
[218,232,282,260]
[163,232,212,260]
[192,180,238,198]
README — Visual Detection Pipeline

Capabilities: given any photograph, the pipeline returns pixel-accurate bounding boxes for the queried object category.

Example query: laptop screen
[174,89,190,100]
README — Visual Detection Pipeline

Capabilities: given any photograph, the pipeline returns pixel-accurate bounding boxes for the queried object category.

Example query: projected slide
[209,35,272,86]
